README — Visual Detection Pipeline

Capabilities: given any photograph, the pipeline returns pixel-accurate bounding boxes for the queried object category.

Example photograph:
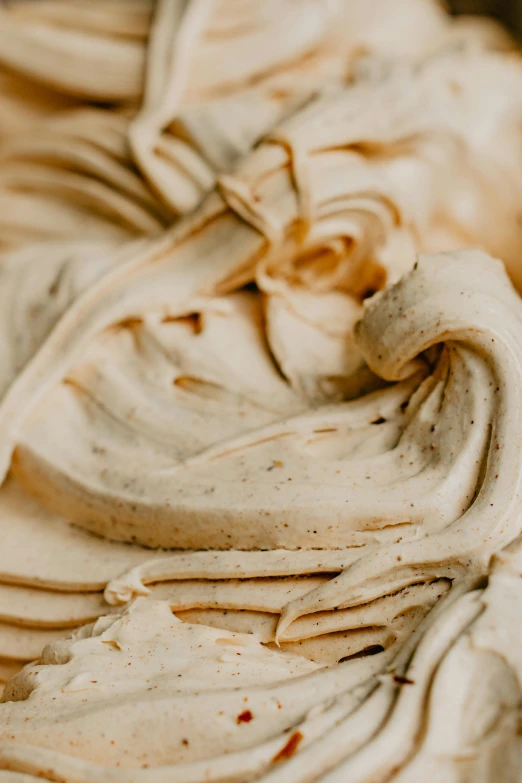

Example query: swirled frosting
[1,2,522,780]
[1,47,522,554]
[1,250,522,782]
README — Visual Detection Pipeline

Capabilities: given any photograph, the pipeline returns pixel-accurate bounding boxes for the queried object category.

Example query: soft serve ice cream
[1,250,522,783]
[1,1,522,780]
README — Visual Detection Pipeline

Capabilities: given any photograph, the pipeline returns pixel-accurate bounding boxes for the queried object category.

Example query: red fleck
[272,731,303,762]
[237,710,253,724]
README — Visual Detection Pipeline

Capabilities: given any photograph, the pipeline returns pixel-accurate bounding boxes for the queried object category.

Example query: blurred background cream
[450,0,522,38]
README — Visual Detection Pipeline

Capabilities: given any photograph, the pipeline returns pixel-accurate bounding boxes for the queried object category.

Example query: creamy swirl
[1,0,479,252]
[1,48,522,551]
[0,1,513,252]
[0,44,521,671]
[1,250,522,782]
[0,4,522,779]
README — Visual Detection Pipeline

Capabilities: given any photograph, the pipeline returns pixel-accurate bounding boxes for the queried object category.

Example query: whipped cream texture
[1,2,522,781]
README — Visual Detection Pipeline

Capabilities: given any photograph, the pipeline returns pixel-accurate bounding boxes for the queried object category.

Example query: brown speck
[272,731,303,762]
[338,644,384,663]
[237,710,253,724]
[182,738,189,746]
[393,675,415,685]
[49,279,60,296]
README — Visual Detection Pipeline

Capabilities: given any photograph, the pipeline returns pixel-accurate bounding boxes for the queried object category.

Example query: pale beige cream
[1,251,522,782]
[0,29,521,658]
[2,48,522,554]
[1,1,522,780]
[0,0,512,252]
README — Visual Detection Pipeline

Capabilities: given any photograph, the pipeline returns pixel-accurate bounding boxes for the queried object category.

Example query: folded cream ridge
[1,1,522,780]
